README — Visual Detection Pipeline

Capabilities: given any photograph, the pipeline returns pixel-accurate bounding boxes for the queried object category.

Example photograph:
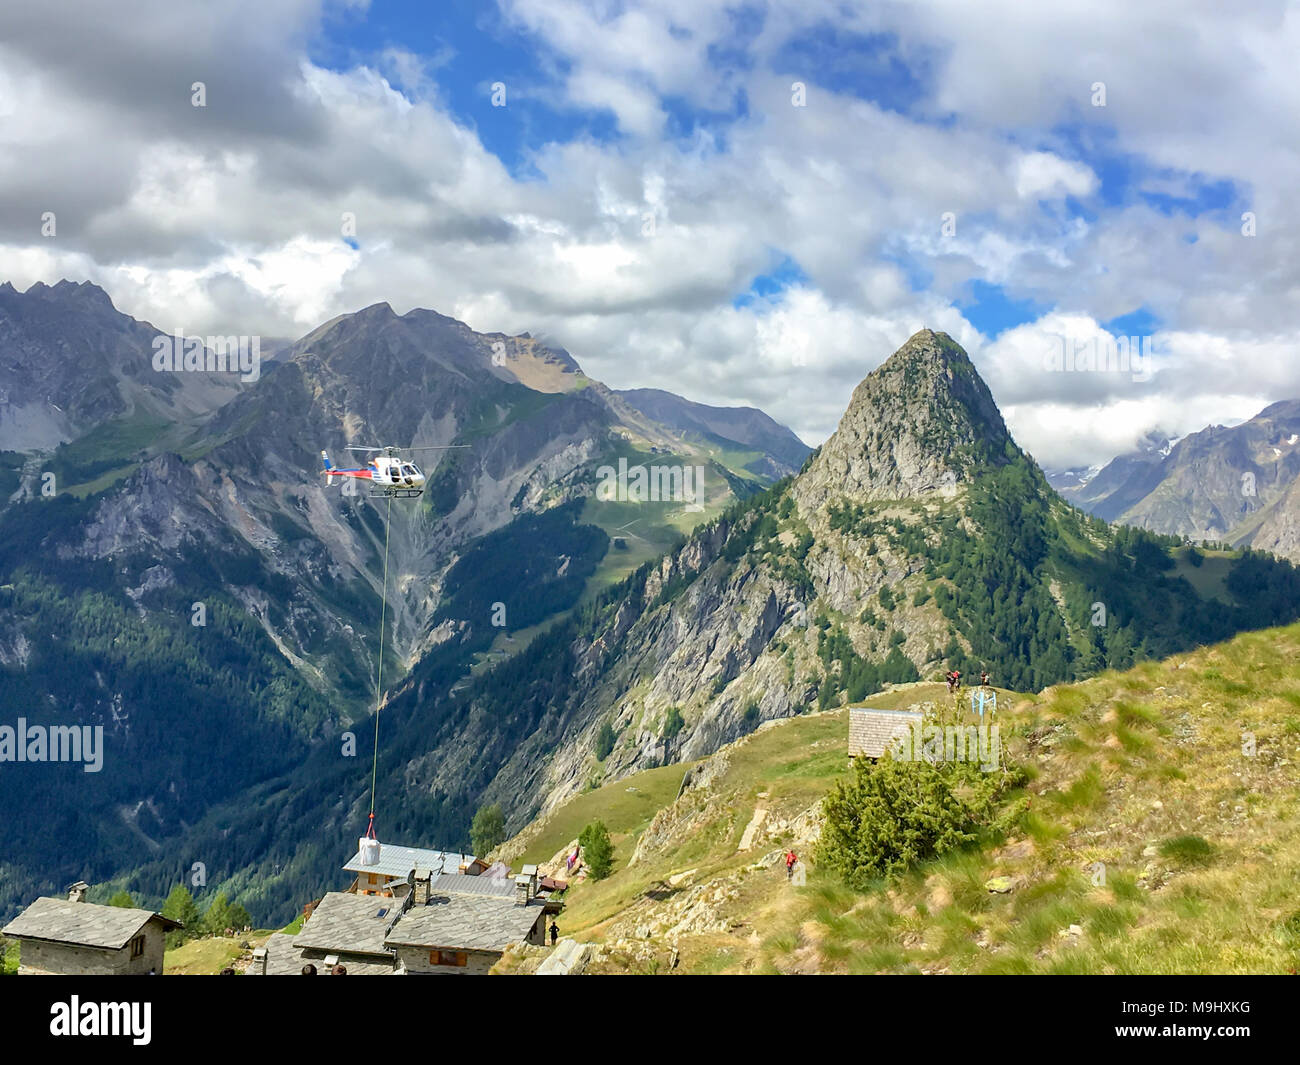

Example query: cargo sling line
[366,492,393,841]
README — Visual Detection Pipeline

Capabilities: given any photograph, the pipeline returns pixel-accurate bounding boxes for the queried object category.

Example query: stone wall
[394,946,499,975]
[16,921,167,976]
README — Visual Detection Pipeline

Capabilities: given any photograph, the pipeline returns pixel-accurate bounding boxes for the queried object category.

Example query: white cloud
[1014,151,1098,200]
[0,0,1297,475]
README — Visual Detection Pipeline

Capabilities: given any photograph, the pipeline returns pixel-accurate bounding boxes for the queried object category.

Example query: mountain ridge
[1061,399,1300,560]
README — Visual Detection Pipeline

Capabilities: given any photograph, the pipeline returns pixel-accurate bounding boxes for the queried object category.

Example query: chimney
[514,874,531,907]
[413,867,432,905]
[522,864,538,898]
[252,947,268,976]
[68,881,89,904]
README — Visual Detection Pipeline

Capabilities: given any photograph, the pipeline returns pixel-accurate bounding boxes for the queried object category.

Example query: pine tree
[161,884,201,941]
[470,803,506,857]
[579,820,614,880]
[225,902,252,932]
[202,892,231,935]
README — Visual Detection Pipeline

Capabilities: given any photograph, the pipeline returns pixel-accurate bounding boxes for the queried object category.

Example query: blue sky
[301,1,1252,343]
[1,0,1291,467]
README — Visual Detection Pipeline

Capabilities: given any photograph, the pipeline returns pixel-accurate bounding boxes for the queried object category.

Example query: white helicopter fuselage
[372,455,425,487]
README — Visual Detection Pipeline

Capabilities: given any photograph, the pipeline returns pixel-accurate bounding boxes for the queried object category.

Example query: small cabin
[847,707,924,760]
[1,885,181,975]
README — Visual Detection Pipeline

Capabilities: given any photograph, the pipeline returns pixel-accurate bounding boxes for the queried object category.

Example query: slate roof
[258,932,398,976]
[848,707,924,759]
[342,843,474,880]
[292,891,401,957]
[385,894,546,953]
[1,898,181,950]
[430,873,515,898]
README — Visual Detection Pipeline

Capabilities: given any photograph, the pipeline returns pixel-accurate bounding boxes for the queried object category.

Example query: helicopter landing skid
[369,487,424,499]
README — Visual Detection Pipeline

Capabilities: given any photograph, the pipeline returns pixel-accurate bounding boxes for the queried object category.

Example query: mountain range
[3,283,1299,925]
[0,280,807,918]
[1052,401,1300,561]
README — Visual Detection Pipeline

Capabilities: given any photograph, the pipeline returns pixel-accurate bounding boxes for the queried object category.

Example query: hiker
[566,846,578,873]
[980,670,990,688]
[301,964,317,975]
[549,921,559,946]
[785,850,798,880]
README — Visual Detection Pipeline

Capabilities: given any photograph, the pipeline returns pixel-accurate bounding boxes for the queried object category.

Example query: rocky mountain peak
[5,278,115,311]
[794,329,1013,512]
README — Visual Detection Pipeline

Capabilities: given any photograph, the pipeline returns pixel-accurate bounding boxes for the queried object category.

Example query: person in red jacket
[785,850,798,879]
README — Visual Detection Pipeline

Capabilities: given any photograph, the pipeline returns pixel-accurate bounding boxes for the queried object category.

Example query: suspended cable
[366,491,393,840]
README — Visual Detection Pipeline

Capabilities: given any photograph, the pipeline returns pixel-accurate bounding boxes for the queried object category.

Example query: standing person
[549,921,559,946]
[785,850,798,880]
[980,670,990,688]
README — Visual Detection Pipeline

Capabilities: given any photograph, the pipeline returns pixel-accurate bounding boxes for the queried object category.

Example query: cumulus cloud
[1,0,1297,473]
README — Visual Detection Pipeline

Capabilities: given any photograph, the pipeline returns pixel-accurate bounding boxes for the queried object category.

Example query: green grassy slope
[507,626,1300,975]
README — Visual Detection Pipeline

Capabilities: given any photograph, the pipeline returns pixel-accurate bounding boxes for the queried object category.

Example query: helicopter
[320,444,467,498]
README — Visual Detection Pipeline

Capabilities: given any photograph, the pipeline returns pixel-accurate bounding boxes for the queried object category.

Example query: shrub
[594,720,617,760]
[662,706,685,740]
[816,752,1025,888]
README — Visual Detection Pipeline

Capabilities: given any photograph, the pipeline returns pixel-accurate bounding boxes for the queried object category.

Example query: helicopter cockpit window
[402,464,418,478]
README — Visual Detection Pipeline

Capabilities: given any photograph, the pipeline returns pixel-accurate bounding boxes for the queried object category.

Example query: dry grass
[508,625,1300,974]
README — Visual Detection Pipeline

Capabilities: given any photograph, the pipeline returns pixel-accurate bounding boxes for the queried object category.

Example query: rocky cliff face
[0,280,243,450]
[792,329,1011,512]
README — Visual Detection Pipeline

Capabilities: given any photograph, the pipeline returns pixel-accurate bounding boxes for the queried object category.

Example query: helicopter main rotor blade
[403,445,471,451]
